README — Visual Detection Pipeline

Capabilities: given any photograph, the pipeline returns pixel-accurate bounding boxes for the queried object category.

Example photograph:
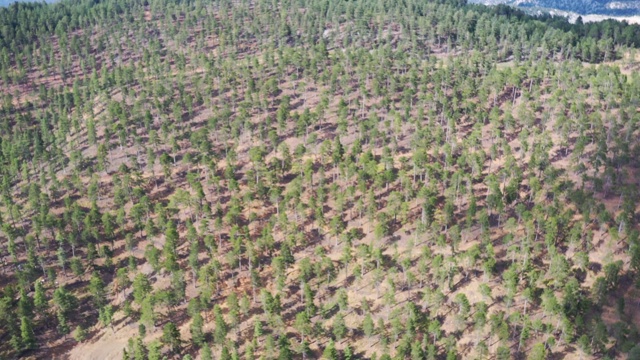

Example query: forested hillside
[1,0,640,359]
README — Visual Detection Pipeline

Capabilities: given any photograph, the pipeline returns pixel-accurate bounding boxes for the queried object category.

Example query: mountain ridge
[469,0,640,17]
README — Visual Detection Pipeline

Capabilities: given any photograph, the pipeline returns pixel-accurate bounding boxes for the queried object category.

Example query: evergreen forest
[0,0,640,359]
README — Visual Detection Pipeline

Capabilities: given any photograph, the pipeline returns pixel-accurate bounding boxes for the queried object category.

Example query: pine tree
[164,221,180,272]
[99,305,115,331]
[213,304,227,344]
[133,337,147,360]
[295,312,312,343]
[53,285,77,335]
[20,316,36,350]
[344,345,354,360]
[363,313,375,344]
[201,345,213,360]
[147,340,162,360]
[132,273,152,305]
[162,323,182,354]
[278,336,293,360]
[140,295,156,329]
[322,339,339,360]
[34,281,48,313]
[190,312,205,347]
[333,312,347,340]
[220,345,231,360]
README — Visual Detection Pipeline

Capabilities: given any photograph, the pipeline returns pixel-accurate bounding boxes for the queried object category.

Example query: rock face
[469,0,640,16]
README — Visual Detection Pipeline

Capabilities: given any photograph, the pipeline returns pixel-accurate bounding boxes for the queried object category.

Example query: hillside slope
[0,0,640,359]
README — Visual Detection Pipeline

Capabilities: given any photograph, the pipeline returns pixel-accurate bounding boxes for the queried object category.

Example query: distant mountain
[469,0,640,16]
[0,0,54,7]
